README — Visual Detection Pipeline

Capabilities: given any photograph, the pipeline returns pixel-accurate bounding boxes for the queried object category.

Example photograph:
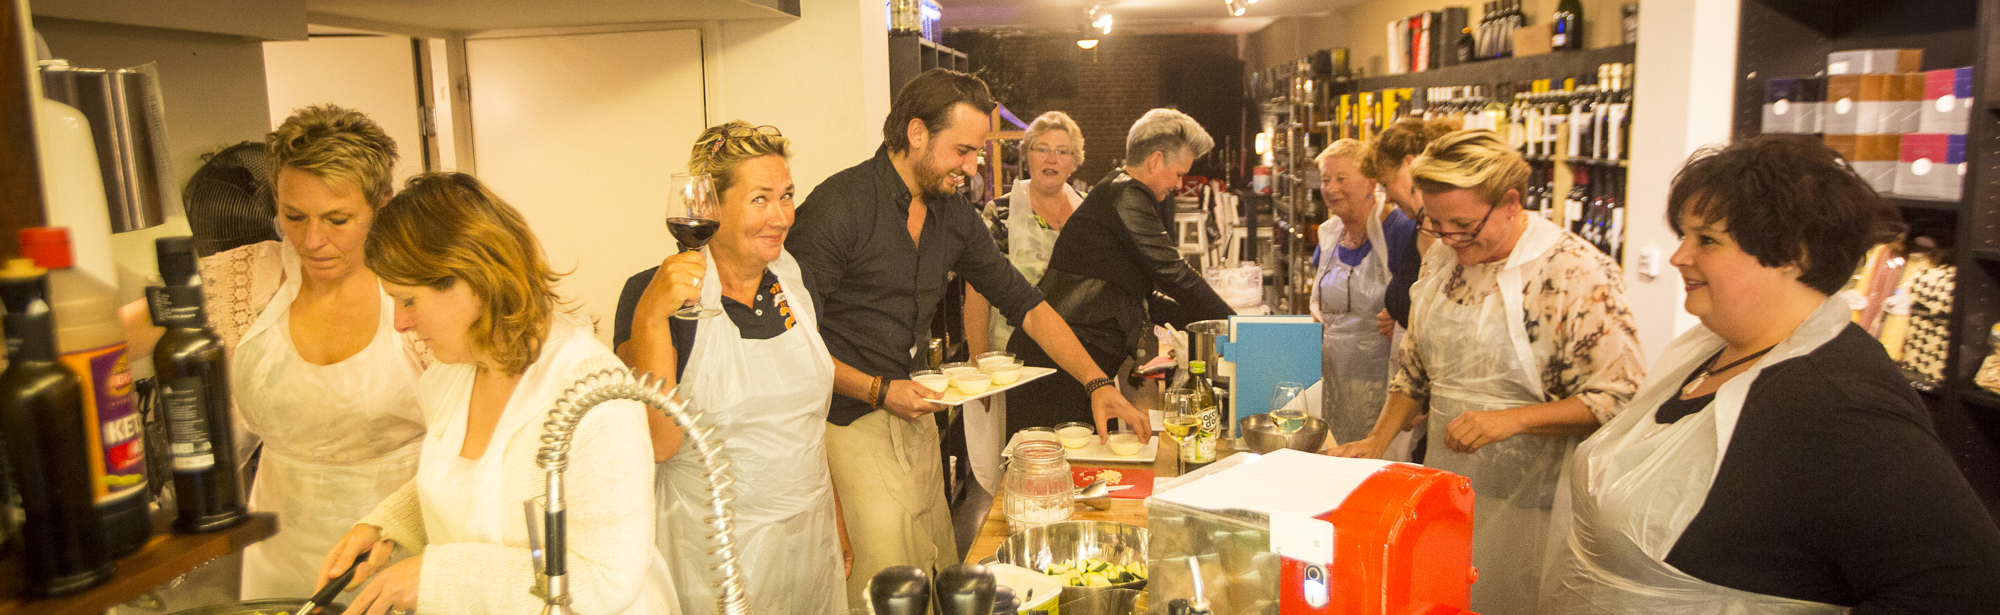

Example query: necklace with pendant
[1682,344,1777,397]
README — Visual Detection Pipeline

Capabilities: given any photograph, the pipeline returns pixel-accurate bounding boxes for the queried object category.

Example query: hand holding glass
[665,173,721,319]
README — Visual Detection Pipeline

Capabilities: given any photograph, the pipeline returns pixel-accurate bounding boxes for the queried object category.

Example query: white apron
[417,315,679,614]
[233,244,425,599]
[660,249,844,615]
[1539,295,1854,614]
[1315,202,1395,446]
[1408,215,1570,615]
[970,181,1081,493]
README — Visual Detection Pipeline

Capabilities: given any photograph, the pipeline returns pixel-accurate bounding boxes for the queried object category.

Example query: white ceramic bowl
[912,373,951,393]
[1055,422,1094,449]
[953,372,994,395]
[1107,430,1143,456]
[988,363,1024,385]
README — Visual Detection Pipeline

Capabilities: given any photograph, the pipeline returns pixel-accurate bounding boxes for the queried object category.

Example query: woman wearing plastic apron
[1309,139,1417,455]
[1331,130,1644,615]
[1542,137,2000,613]
[124,106,426,599]
[614,122,846,615]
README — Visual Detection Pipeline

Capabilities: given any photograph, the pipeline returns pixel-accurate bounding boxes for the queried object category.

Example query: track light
[1078,39,1099,49]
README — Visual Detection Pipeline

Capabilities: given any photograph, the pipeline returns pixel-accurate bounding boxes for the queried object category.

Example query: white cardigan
[358,315,675,614]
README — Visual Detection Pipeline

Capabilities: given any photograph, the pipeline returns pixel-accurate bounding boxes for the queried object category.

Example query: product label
[1183,407,1220,463]
[62,343,147,502]
[163,375,215,471]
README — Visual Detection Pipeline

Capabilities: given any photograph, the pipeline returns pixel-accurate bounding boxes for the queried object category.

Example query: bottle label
[61,343,147,503]
[1183,407,1221,463]
[163,375,216,471]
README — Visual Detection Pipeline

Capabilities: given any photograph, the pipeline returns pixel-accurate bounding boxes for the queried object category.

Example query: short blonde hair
[1410,129,1529,206]
[1023,111,1085,166]
[1360,118,1459,182]
[1126,108,1213,164]
[267,104,398,207]
[688,121,791,197]
[1315,138,1368,167]
[365,173,563,377]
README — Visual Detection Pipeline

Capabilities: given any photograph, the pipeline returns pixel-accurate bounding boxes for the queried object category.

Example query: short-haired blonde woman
[1007,108,1234,436]
[1330,129,1645,614]
[321,173,678,614]
[118,105,431,599]
[612,121,845,615]
[1310,139,1418,452]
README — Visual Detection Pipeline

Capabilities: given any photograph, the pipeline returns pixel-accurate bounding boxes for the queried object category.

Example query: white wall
[264,34,426,183]
[711,0,890,194]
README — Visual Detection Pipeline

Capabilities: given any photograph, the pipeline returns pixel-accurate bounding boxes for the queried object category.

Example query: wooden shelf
[1352,44,1636,92]
[1888,195,1963,211]
[0,513,277,615]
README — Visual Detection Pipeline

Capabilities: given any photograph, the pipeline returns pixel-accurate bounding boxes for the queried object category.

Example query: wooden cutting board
[1071,466,1155,499]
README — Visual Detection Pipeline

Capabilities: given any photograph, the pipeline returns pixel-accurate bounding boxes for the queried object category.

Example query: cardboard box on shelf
[1828,48,1923,75]
[1896,133,1950,198]
[1823,134,1858,160]
[1512,23,1553,58]
[1764,78,1827,134]
[1825,75,1863,135]
[1920,67,1974,135]
[1853,134,1901,192]
[1889,73,1925,134]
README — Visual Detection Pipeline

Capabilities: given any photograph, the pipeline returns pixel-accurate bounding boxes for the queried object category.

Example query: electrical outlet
[1637,247,1662,279]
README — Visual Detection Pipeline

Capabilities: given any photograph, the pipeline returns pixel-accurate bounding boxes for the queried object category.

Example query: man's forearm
[1019,303,1109,384]
[832,358,879,404]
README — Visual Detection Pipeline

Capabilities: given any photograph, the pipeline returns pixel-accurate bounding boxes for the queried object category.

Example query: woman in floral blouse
[1330,129,1645,615]
[965,110,1087,356]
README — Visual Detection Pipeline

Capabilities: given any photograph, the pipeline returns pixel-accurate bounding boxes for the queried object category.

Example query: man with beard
[788,68,1146,607]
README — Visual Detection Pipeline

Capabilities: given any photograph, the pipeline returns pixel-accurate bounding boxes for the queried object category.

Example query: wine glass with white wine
[1162,388,1200,474]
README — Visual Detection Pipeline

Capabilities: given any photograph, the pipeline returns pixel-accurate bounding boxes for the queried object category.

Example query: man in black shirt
[787,69,1146,607]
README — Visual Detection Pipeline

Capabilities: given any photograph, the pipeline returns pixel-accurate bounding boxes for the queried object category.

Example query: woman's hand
[1326,434,1391,459]
[341,554,421,615]
[634,251,708,323]
[1375,309,1395,339]
[317,524,394,593]
[1444,408,1524,454]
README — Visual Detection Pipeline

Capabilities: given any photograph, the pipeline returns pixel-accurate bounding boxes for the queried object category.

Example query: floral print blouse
[1388,231,1646,423]
[978,182,1083,350]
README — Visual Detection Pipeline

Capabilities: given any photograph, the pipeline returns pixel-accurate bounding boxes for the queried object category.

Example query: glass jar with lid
[1003,439,1074,530]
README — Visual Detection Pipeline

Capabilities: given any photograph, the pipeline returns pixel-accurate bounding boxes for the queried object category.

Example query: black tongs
[301,551,370,614]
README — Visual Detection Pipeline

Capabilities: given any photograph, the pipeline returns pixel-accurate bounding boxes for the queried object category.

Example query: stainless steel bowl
[1239,413,1329,453]
[167,598,346,615]
[985,520,1148,603]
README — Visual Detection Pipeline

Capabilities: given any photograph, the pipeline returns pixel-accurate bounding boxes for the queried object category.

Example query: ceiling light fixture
[1095,14,1114,35]
[1224,0,1248,17]
[1077,38,1100,49]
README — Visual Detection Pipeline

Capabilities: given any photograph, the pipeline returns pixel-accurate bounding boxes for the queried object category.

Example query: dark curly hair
[1360,118,1460,182]
[1666,135,1903,295]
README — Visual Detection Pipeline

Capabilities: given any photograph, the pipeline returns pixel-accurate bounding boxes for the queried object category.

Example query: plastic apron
[233,245,425,599]
[971,181,1079,493]
[1539,295,1854,615]
[1314,202,1396,446]
[1407,215,1570,615]
[417,314,678,614]
[660,249,844,615]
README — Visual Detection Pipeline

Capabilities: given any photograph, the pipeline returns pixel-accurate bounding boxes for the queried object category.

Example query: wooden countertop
[0,512,278,615]
[965,437,1190,564]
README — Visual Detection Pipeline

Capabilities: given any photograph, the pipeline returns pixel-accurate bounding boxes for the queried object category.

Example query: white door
[264,34,428,183]
[466,29,707,346]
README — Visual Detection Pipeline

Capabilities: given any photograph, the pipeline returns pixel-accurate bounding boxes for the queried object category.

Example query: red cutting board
[1071,466,1155,499]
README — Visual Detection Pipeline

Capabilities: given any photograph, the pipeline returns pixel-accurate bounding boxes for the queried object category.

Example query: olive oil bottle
[147,236,246,533]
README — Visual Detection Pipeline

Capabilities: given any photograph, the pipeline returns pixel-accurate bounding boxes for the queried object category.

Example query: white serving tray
[1001,430,1160,463]
[926,366,1058,406]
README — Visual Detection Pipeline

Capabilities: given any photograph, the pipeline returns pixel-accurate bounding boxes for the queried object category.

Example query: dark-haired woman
[1542,135,2000,613]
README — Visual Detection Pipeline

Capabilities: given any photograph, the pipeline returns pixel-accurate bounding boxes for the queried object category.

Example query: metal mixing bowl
[167,598,345,615]
[1239,413,1329,453]
[985,520,1148,603]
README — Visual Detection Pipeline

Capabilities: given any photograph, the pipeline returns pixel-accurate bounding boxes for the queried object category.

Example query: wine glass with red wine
[666,173,722,319]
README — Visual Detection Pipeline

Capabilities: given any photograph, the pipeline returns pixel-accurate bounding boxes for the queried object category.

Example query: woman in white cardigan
[317,172,678,614]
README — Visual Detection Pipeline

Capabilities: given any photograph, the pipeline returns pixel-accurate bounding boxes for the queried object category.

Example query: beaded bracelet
[1082,377,1115,396]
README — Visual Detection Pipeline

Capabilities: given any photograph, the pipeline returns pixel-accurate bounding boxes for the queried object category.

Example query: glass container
[1003,439,1074,530]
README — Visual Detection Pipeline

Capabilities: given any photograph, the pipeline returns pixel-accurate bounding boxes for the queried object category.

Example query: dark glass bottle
[0,259,115,596]
[1553,0,1584,50]
[147,237,246,533]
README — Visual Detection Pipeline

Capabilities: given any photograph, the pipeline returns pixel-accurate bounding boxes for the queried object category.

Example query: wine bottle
[1184,361,1221,465]
[20,228,151,557]
[1553,0,1584,50]
[0,258,115,596]
[147,236,246,533]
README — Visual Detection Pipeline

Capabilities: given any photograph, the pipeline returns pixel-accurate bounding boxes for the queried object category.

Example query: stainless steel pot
[166,598,346,615]
[1184,319,1229,383]
[983,521,1148,604]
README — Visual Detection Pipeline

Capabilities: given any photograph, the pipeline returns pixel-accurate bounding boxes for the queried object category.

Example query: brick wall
[978,32,1242,185]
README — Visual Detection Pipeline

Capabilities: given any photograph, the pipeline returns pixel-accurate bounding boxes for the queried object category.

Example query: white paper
[1152,449,1399,519]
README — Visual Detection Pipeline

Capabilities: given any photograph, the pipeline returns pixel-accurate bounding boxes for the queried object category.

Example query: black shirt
[611,267,792,379]
[1662,325,2000,612]
[1381,229,1420,327]
[786,146,1046,426]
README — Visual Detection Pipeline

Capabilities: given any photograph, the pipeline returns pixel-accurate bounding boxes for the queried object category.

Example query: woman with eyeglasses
[612,121,847,615]
[1309,139,1419,456]
[966,111,1086,359]
[1329,129,1645,615]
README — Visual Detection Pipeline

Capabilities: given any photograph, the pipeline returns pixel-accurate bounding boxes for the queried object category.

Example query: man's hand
[1444,408,1524,454]
[881,379,945,420]
[1090,386,1149,443]
[1375,309,1395,339]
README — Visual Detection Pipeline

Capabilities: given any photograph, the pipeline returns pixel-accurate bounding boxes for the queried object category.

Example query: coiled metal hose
[535,368,751,615]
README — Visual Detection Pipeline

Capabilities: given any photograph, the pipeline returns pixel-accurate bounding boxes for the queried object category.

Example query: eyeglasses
[1415,204,1498,243]
[707,124,783,160]
[1029,144,1074,158]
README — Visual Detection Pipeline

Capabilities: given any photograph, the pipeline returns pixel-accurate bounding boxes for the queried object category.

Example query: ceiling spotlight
[1224,0,1247,16]
[1095,14,1113,35]
[1077,38,1100,49]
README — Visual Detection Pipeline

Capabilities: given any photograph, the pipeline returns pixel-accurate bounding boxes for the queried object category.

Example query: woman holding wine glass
[612,121,849,615]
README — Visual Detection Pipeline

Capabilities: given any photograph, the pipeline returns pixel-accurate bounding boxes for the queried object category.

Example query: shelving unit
[1734,0,2000,517]
[0,513,276,615]
[888,32,969,100]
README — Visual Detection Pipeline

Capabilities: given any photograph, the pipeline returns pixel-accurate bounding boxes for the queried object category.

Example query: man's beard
[913,152,962,199]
